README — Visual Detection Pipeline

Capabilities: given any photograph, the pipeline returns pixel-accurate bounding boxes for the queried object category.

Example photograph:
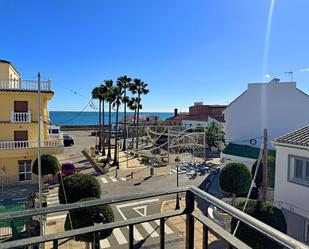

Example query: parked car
[63,134,74,146]
[60,161,77,178]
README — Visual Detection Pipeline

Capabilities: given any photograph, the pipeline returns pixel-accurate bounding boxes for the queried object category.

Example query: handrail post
[185,191,195,249]
[203,213,209,249]
[129,224,134,249]
[52,239,58,249]
[160,218,165,249]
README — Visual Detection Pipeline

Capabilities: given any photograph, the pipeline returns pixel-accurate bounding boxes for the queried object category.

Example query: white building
[224,80,309,149]
[273,126,309,244]
[182,116,221,128]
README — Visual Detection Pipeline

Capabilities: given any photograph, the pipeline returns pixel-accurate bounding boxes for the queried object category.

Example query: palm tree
[91,87,101,150]
[127,97,142,148]
[130,79,149,149]
[116,75,131,151]
[104,80,114,159]
[98,84,108,155]
[111,86,123,167]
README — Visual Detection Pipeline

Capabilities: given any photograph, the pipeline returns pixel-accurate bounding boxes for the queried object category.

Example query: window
[18,160,32,182]
[289,155,309,186]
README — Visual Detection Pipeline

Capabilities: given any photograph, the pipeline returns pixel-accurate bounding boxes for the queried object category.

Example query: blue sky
[1,0,309,112]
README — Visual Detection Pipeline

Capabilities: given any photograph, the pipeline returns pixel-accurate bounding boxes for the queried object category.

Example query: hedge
[32,154,59,176]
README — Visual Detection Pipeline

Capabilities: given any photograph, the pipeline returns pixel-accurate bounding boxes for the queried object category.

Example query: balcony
[0,139,63,150]
[0,186,307,249]
[11,111,31,123]
[0,79,51,91]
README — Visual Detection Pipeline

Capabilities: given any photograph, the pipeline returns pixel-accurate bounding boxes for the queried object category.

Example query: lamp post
[175,156,181,210]
[92,213,106,249]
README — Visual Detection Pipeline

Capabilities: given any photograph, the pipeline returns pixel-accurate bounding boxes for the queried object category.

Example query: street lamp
[174,156,181,210]
[92,213,106,249]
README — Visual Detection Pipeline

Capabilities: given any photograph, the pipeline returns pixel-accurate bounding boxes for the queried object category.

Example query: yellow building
[0,60,64,186]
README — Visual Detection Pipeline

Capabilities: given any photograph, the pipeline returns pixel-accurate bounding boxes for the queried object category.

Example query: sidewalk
[161,199,229,249]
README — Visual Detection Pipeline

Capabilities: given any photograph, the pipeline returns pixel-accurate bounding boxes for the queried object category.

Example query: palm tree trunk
[131,109,136,149]
[98,99,102,151]
[112,103,120,167]
[101,99,106,156]
[122,90,127,151]
[107,102,112,159]
[135,94,141,149]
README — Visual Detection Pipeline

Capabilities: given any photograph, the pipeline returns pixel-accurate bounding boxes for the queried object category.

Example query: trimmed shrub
[219,163,252,196]
[64,197,114,242]
[252,156,276,189]
[58,174,101,204]
[231,200,287,249]
[32,154,59,176]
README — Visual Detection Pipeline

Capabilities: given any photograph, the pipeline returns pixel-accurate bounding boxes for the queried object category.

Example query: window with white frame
[18,160,32,182]
[288,155,309,187]
[305,220,309,243]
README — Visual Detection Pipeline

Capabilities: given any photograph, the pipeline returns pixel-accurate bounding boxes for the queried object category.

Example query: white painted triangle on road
[133,205,147,217]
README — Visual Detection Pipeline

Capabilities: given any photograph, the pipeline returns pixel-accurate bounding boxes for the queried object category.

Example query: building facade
[273,126,309,244]
[0,60,63,186]
[164,102,227,126]
[224,80,309,149]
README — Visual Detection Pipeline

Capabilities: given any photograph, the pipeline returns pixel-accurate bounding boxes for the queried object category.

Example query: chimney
[174,108,178,116]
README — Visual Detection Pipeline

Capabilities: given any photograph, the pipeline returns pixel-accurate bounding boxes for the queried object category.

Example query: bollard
[131,171,134,179]
[115,170,118,178]
[150,167,154,176]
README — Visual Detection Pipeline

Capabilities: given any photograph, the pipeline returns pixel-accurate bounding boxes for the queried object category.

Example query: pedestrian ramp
[99,219,174,248]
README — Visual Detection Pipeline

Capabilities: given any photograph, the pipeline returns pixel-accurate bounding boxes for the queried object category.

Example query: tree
[110,85,122,167]
[98,83,109,156]
[64,197,115,243]
[116,75,131,151]
[104,80,114,159]
[205,121,225,149]
[127,97,142,148]
[130,79,149,149]
[58,174,101,204]
[252,155,276,189]
[91,87,101,150]
[32,154,59,176]
[219,163,251,205]
[231,200,287,249]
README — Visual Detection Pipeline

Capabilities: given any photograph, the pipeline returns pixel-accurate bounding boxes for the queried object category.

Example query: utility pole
[38,72,44,248]
[262,128,268,201]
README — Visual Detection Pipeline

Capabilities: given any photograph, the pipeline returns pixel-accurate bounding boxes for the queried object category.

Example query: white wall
[220,152,256,169]
[224,82,309,148]
[274,144,309,219]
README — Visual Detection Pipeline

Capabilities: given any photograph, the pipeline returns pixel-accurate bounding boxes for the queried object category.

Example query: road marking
[12,197,26,201]
[100,177,108,184]
[100,238,110,248]
[109,177,117,182]
[116,198,159,209]
[120,177,126,181]
[113,228,127,245]
[171,169,177,173]
[141,222,159,237]
[155,220,174,234]
[116,199,159,241]
[133,205,147,217]
[169,171,174,175]
[133,226,144,241]
[47,196,58,201]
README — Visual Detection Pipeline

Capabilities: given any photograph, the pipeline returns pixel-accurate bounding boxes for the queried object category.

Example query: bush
[219,163,251,204]
[252,156,275,189]
[141,156,151,165]
[64,197,115,242]
[58,174,101,204]
[231,200,287,249]
[32,154,59,176]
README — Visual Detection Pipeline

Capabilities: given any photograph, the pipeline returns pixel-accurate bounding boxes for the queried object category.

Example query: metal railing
[0,186,308,249]
[11,110,32,123]
[0,139,63,149]
[0,79,51,91]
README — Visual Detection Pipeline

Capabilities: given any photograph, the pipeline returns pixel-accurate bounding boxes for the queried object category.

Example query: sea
[49,111,173,126]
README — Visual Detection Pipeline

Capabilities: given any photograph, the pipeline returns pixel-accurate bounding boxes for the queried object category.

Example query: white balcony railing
[0,139,63,150]
[0,79,51,91]
[11,111,31,123]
